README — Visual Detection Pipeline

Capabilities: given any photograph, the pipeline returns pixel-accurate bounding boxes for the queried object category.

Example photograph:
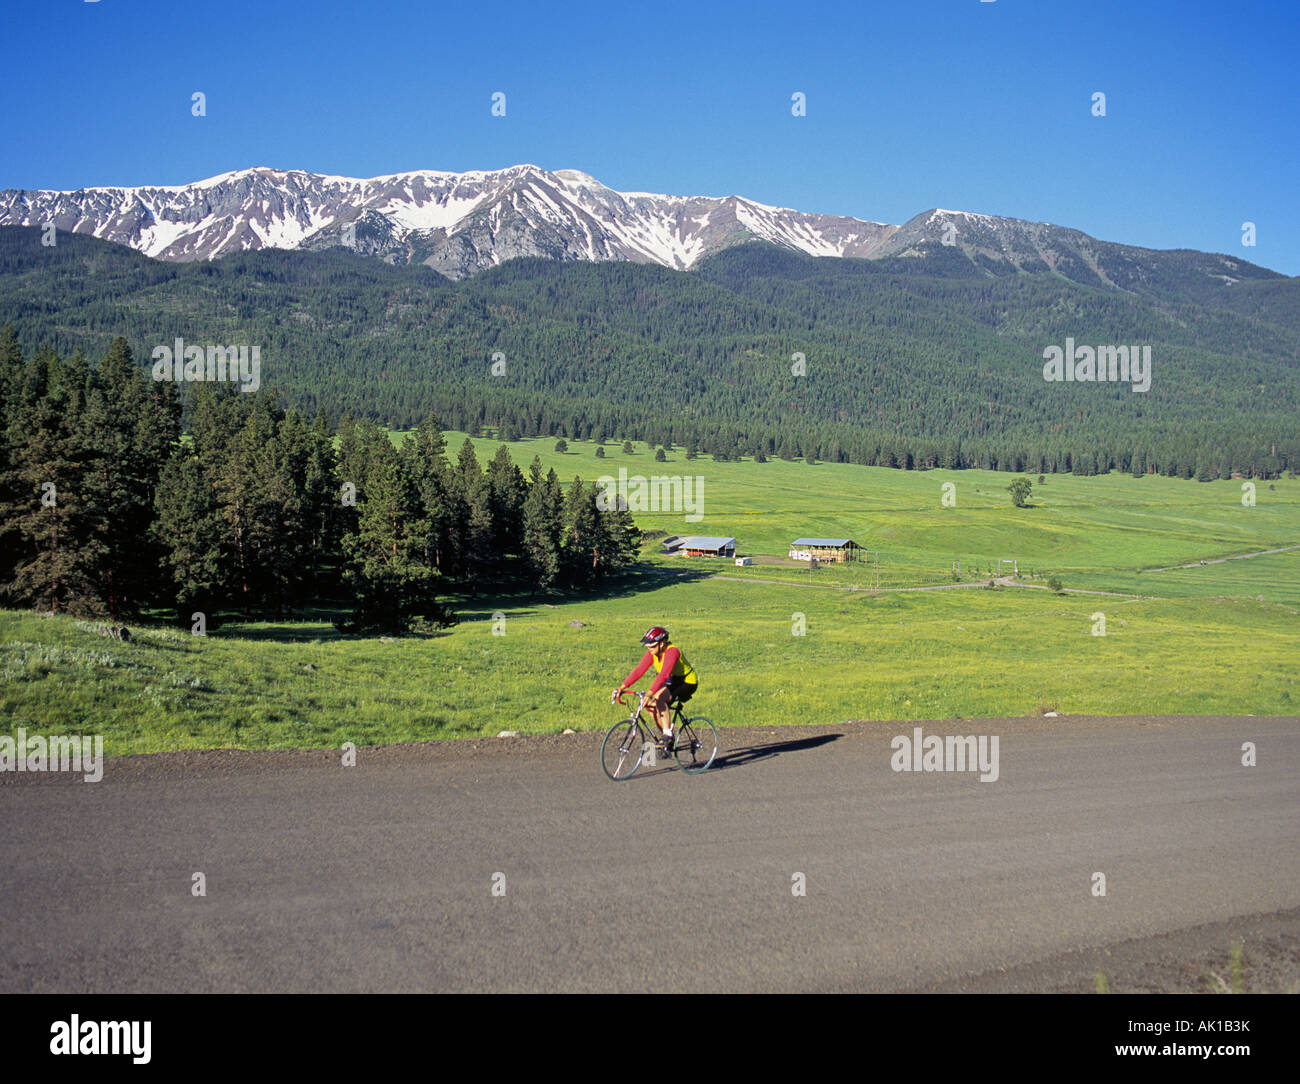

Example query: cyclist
[613,626,698,744]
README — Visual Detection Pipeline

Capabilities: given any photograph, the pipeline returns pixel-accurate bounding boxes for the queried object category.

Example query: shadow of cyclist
[708,733,841,773]
[614,733,841,781]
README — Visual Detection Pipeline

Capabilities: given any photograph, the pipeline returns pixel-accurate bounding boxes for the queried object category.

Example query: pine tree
[259,408,312,614]
[154,449,225,620]
[339,423,439,633]
[187,389,305,613]
[521,464,562,589]
[334,412,365,565]
[450,438,493,588]
[78,337,181,616]
[595,491,642,576]
[562,477,600,585]
[7,347,104,614]
[399,414,451,574]
[486,444,525,567]
[301,411,340,598]
[0,324,27,590]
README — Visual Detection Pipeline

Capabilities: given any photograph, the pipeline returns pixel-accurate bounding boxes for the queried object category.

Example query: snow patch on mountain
[139,214,203,257]
[379,191,485,232]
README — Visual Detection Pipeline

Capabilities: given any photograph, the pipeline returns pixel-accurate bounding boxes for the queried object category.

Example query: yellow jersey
[652,644,697,685]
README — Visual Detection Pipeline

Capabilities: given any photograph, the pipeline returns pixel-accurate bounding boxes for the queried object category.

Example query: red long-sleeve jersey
[622,645,696,694]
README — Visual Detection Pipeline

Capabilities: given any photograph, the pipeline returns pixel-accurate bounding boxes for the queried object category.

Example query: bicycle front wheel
[601,720,647,781]
[674,716,718,774]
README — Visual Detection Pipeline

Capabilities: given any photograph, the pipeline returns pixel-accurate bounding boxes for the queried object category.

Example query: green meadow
[437,432,1300,597]
[3,435,1297,754]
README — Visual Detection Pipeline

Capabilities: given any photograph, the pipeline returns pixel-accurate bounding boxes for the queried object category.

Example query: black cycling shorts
[664,679,697,704]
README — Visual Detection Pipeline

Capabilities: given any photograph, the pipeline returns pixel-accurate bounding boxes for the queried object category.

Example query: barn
[665,536,737,558]
[788,538,864,563]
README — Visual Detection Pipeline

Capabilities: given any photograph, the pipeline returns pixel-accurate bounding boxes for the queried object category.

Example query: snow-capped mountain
[0,165,894,278]
[0,165,1269,289]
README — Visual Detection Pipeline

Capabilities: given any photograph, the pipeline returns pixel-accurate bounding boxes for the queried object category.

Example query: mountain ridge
[0,165,1284,293]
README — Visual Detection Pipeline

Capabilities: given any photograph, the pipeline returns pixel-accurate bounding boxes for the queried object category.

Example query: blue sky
[3,0,1297,273]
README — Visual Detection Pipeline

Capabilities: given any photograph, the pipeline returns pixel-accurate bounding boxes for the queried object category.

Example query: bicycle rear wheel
[673,716,718,774]
[601,719,647,781]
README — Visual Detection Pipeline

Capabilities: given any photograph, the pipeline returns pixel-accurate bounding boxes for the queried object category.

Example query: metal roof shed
[678,536,737,557]
[790,538,859,548]
[788,538,864,562]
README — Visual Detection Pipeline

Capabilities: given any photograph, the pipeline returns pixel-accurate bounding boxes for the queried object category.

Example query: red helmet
[640,626,669,646]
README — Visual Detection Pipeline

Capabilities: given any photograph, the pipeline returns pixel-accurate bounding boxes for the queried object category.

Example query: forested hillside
[1,225,1296,478]
[0,330,640,624]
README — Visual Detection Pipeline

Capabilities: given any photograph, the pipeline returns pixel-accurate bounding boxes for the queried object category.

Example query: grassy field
[440,432,1300,596]
[3,436,1297,754]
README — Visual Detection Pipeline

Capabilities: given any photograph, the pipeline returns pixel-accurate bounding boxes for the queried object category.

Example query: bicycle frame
[619,690,684,747]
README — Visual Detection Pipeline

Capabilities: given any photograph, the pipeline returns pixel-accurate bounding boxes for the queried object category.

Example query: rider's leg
[649,686,672,736]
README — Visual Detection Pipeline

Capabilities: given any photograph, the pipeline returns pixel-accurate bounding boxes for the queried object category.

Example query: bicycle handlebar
[612,688,650,707]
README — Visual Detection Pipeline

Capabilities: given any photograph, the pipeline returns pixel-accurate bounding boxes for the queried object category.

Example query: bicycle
[600,689,719,781]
